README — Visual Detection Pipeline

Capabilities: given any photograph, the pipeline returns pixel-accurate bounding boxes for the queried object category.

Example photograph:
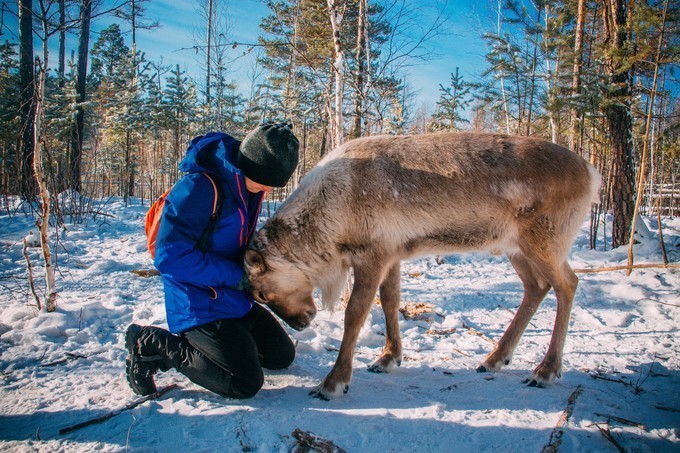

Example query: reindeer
[245,132,601,400]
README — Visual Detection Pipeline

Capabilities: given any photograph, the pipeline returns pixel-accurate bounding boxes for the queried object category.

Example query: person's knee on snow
[125,124,299,399]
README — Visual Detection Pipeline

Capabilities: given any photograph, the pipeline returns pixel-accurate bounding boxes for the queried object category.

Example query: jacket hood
[179,132,242,182]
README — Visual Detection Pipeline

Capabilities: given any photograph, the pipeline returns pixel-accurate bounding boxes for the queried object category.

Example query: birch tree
[627,0,671,273]
[327,0,345,149]
[32,63,57,312]
[350,0,367,138]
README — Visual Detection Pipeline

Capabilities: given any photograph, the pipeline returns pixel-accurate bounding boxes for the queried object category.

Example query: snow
[1,197,679,452]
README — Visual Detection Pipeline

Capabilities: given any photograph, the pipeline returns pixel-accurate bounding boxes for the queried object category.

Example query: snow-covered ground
[1,197,678,452]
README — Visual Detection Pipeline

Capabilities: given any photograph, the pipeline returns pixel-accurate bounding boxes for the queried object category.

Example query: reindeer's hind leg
[477,253,550,373]
[368,262,403,373]
[526,258,578,386]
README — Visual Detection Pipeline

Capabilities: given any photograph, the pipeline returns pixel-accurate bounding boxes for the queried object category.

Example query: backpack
[145,172,224,259]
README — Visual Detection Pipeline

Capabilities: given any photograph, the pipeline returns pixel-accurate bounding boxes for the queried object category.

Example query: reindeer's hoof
[530,361,561,387]
[368,360,401,373]
[309,388,331,400]
[525,378,546,388]
[477,355,509,374]
[367,363,386,373]
[368,355,401,373]
[309,382,349,400]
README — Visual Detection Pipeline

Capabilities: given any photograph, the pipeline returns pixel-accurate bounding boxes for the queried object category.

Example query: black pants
[138,303,295,398]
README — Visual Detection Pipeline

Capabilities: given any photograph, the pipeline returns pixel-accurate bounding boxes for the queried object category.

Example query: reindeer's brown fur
[245,132,600,399]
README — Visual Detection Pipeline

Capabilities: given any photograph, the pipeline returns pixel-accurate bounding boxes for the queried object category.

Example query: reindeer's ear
[245,249,266,275]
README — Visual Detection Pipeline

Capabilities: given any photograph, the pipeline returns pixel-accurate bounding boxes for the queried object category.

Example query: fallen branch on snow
[591,422,625,453]
[40,352,88,367]
[462,321,496,345]
[573,263,680,274]
[59,384,178,435]
[594,412,646,430]
[587,369,644,394]
[541,385,584,453]
[130,268,160,277]
[292,428,347,453]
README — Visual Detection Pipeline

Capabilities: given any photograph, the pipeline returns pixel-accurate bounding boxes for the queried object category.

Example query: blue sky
[133,0,489,107]
[7,0,490,107]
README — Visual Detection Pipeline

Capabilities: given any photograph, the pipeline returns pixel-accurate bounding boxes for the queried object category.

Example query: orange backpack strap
[145,187,173,259]
[145,173,223,260]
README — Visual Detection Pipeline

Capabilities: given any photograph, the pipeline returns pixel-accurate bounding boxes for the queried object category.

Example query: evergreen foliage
[5,0,678,246]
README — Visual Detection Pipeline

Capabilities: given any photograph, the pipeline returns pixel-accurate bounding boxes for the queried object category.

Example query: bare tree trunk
[603,0,635,249]
[626,0,669,275]
[351,0,367,139]
[327,0,345,150]
[58,0,66,87]
[33,65,57,312]
[205,0,213,107]
[525,6,542,137]
[540,3,560,143]
[497,0,511,134]
[569,0,586,153]
[19,0,36,200]
[283,0,300,118]
[69,0,92,193]
[125,129,134,202]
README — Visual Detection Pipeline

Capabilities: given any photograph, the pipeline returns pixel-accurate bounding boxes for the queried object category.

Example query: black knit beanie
[237,122,300,187]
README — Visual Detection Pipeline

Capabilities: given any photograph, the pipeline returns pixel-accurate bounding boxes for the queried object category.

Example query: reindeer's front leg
[310,265,382,400]
[368,262,402,373]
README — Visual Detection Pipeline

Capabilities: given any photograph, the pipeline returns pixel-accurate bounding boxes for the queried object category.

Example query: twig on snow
[59,384,179,435]
[594,412,646,430]
[636,297,680,308]
[655,405,680,413]
[591,423,625,453]
[587,369,644,394]
[237,426,252,452]
[40,351,88,367]
[22,237,41,310]
[541,385,584,453]
[125,414,137,451]
[462,321,496,345]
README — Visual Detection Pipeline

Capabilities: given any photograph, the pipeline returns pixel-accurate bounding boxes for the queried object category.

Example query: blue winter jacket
[154,132,264,333]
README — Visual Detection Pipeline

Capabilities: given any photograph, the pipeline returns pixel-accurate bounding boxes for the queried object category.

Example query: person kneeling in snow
[125,123,299,398]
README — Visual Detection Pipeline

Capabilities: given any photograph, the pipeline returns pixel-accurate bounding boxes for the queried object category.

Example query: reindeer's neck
[272,170,348,284]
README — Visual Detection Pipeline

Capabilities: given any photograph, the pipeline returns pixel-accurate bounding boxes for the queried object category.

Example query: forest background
[1,0,679,256]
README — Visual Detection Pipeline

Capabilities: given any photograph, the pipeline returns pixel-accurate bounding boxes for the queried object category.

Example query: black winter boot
[125,324,162,396]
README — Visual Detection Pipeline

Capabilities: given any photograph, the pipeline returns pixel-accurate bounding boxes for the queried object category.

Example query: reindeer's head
[244,226,317,331]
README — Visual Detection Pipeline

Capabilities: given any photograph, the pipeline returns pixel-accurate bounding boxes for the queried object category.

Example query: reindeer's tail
[587,164,602,204]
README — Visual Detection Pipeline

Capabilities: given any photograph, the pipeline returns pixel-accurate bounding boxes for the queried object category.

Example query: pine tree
[602,0,635,249]
[0,42,20,195]
[18,0,36,199]
[164,64,198,182]
[88,24,142,201]
[429,68,471,132]
[68,0,92,193]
